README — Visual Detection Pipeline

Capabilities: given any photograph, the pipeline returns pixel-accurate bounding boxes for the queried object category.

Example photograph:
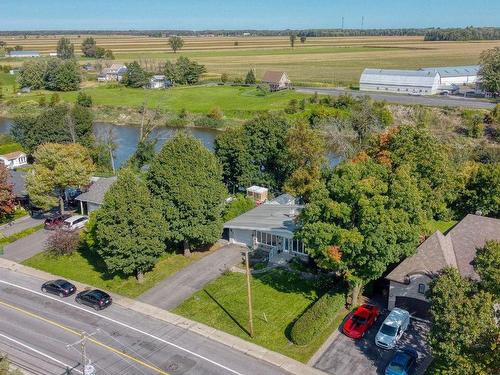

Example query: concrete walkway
[139,243,246,310]
[1,229,50,262]
[0,215,44,238]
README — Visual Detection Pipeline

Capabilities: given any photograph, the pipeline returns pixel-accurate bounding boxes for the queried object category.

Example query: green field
[174,269,347,362]
[2,35,499,85]
[23,248,216,298]
[9,85,306,119]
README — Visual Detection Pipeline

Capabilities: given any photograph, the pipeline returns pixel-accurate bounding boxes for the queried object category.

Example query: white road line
[0,279,245,375]
[0,332,83,374]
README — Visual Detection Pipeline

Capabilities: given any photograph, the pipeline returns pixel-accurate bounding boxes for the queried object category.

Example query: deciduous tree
[479,47,500,95]
[27,143,94,213]
[147,132,227,256]
[93,168,168,282]
[474,241,500,297]
[168,36,184,53]
[0,164,15,220]
[81,37,97,58]
[56,37,75,59]
[122,61,150,88]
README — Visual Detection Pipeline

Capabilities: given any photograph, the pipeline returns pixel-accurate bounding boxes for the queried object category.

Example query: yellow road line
[0,299,169,375]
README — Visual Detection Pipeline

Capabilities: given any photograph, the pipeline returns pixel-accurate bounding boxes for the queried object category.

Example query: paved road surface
[0,216,44,238]
[1,229,50,262]
[0,269,291,375]
[297,88,497,109]
[139,244,245,310]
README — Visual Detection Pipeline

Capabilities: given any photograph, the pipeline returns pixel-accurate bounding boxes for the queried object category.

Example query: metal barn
[359,69,441,95]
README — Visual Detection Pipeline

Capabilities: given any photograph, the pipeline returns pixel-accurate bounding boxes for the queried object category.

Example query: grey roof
[224,203,302,235]
[75,177,117,205]
[421,65,480,78]
[387,215,500,284]
[8,170,27,198]
[360,69,440,88]
[8,51,40,57]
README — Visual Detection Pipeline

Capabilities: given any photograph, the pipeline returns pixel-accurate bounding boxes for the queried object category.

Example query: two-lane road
[0,269,291,375]
[296,87,497,109]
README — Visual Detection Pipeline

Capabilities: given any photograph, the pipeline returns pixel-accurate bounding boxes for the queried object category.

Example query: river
[0,117,341,167]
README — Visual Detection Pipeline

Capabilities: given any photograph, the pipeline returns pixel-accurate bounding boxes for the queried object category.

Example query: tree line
[424,27,500,41]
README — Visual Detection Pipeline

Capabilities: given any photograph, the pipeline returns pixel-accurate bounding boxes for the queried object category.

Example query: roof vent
[475,210,483,216]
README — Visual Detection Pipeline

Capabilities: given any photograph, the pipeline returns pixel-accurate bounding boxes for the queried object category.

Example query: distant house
[49,52,58,57]
[75,176,117,214]
[97,64,128,82]
[148,75,171,89]
[9,69,19,75]
[386,214,500,319]
[261,71,292,91]
[8,51,40,58]
[82,63,95,72]
[0,151,28,169]
[360,69,441,95]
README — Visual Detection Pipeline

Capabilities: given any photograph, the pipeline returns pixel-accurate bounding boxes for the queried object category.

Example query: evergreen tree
[122,61,150,88]
[245,69,256,84]
[93,168,168,282]
[147,132,227,256]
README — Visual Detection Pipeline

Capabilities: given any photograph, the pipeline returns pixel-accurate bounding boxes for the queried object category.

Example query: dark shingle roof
[75,177,117,205]
[8,170,27,198]
[387,214,500,284]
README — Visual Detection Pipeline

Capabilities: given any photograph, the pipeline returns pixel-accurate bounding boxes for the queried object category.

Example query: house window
[418,283,425,294]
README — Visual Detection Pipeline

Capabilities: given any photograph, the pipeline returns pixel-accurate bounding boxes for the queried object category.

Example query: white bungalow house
[148,75,172,89]
[97,64,128,82]
[224,194,306,261]
[0,151,28,169]
[386,214,500,319]
[261,71,292,91]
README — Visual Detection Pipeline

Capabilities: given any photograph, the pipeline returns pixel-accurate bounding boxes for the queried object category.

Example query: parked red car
[44,214,71,230]
[342,304,379,339]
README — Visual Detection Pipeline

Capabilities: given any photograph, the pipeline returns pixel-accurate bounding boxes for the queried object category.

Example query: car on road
[44,214,71,230]
[76,289,112,310]
[41,279,76,298]
[342,304,379,339]
[385,347,418,375]
[375,308,410,349]
[62,215,88,231]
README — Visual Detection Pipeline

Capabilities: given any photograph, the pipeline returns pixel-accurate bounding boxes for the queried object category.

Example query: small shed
[246,186,268,203]
[148,75,171,89]
[262,71,292,91]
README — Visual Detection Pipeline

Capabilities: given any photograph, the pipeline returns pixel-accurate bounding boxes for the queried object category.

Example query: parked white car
[375,308,410,349]
[62,215,89,231]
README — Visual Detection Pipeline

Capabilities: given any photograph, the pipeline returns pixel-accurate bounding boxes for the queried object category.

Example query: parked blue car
[385,347,418,375]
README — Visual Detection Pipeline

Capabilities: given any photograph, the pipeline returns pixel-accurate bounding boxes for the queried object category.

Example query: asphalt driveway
[314,311,432,375]
[1,229,51,262]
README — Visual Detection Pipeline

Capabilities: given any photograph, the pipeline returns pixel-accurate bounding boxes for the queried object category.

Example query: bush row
[290,290,345,346]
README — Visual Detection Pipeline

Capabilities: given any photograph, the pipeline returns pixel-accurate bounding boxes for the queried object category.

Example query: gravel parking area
[314,311,432,375]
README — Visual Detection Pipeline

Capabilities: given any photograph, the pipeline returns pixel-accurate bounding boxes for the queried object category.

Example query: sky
[0,0,499,31]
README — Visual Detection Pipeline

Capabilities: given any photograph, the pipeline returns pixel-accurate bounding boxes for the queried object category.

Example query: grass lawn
[11,85,305,119]
[424,219,458,235]
[22,247,217,298]
[174,268,346,363]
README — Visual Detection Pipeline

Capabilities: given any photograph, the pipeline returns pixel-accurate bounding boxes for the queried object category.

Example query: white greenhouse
[359,69,441,95]
[420,65,480,86]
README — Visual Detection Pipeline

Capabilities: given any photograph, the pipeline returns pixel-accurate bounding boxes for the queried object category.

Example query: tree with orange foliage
[0,164,15,220]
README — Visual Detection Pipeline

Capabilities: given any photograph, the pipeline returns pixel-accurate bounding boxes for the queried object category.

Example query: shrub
[208,107,224,121]
[76,92,92,107]
[194,116,223,128]
[290,291,345,345]
[220,73,229,83]
[285,99,299,114]
[46,229,81,256]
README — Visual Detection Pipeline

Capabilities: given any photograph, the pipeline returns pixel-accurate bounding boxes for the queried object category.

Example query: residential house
[148,75,171,89]
[261,71,292,91]
[386,214,500,319]
[8,170,28,206]
[8,51,40,58]
[0,151,28,169]
[75,176,117,214]
[97,64,128,82]
[224,194,306,261]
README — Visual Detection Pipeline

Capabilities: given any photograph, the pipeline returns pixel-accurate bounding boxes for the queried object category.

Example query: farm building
[420,65,480,86]
[224,194,306,261]
[97,64,128,82]
[360,69,441,95]
[148,75,171,89]
[0,151,28,169]
[262,71,292,91]
[8,51,40,58]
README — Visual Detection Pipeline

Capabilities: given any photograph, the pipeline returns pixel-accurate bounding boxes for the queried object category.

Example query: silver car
[375,308,410,349]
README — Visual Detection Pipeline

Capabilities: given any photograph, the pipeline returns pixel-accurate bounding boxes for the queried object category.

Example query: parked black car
[75,289,112,310]
[41,279,76,298]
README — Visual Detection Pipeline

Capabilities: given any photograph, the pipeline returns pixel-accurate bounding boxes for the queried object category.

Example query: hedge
[290,290,345,346]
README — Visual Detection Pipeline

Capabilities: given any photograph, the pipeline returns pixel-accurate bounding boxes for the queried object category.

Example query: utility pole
[361,16,364,29]
[245,250,254,338]
[66,330,98,374]
[342,16,344,30]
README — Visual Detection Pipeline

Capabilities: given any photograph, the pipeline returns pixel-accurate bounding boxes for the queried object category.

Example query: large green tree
[0,164,15,221]
[474,241,500,298]
[427,267,498,374]
[168,36,184,53]
[122,61,150,88]
[214,113,294,192]
[17,60,46,89]
[27,143,94,213]
[11,103,94,154]
[479,47,500,95]
[163,56,206,85]
[56,37,75,59]
[93,168,168,282]
[81,37,97,58]
[147,132,227,256]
